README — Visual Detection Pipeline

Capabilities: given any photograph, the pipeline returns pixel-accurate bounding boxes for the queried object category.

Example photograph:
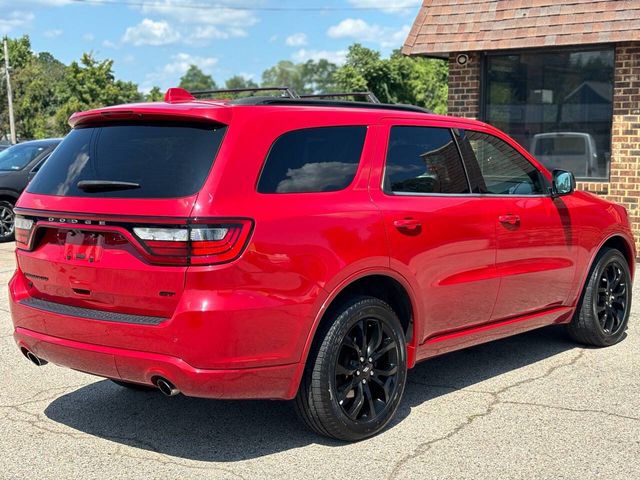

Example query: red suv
[9,88,635,441]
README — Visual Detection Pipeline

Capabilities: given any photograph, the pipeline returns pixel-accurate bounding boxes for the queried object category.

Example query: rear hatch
[14,119,227,324]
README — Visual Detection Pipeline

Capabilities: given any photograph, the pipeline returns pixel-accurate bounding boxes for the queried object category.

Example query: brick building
[403,0,640,250]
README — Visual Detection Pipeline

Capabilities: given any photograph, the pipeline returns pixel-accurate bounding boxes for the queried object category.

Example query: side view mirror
[551,169,575,197]
[27,170,37,183]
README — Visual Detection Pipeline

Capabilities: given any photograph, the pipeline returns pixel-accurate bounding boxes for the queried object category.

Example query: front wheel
[568,248,632,347]
[0,200,15,242]
[295,296,407,441]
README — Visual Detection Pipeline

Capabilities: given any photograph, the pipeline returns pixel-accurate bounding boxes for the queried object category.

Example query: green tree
[334,44,448,113]
[261,60,305,93]
[261,59,338,95]
[145,86,164,102]
[179,65,217,92]
[54,53,141,133]
[225,75,258,90]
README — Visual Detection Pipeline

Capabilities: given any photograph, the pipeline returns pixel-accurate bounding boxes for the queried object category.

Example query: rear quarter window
[257,126,367,193]
[27,122,226,198]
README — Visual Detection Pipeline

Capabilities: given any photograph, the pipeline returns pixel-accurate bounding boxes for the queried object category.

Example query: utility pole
[3,37,17,144]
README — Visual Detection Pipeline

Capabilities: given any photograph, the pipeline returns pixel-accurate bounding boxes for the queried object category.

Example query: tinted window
[257,126,366,193]
[457,130,545,195]
[484,48,613,179]
[28,123,226,198]
[384,126,469,194]
[0,143,49,171]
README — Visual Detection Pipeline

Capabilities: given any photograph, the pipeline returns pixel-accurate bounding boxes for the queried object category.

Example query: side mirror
[27,170,37,183]
[551,169,575,197]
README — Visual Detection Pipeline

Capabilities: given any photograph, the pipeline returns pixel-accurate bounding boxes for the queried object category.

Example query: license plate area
[64,231,105,263]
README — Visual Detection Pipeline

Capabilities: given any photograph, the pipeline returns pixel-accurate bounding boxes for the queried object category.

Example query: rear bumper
[14,327,300,399]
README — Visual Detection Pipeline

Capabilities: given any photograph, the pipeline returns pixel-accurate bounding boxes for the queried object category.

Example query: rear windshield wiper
[76,180,141,193]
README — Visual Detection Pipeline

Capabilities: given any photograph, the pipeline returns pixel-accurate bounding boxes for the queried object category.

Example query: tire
[110,379,156,392]
[567,248,632,347]
[0,200,15,242]
[295,296,407,441]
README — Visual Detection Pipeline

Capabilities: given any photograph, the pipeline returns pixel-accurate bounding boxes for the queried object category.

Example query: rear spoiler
[68,103,231,128]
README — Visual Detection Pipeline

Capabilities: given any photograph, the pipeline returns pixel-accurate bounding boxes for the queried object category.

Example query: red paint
[9,99,635,399]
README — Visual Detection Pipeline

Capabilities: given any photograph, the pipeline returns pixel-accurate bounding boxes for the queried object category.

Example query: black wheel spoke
[375,364,398,377]
[341,335,361,354]
[346,383,365,418]
[371,375,392,403]
[363,382,376,417]
[336,377,357,403]
[357,320,367,353]
[371,338,397,362]
[335,360,357,376]
[366,320,383,357]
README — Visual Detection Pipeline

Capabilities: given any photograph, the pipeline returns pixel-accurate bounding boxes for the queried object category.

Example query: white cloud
[292,49,347,65]
[122,18,181,46]
[347,0,421,14]
[102,39,118,49]
[143,52,219,91]
[83,33,94,41]
[285,33,307,47]
[186,25,247,44]
[327,18,411,48]
[139,0,259,27]
[0,11,34,34]
[43,29,63,38]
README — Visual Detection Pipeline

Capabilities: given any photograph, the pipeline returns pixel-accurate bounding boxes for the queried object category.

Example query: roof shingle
[403,0,640,57]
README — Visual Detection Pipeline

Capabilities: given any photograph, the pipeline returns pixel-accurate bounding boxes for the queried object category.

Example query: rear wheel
[0,201,15,242]
[568,248,632,347]
[295,296,407,441]
[110,379,156,392]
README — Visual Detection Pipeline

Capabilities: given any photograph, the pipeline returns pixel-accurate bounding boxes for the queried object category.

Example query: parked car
[530,132,598,178]
[9,88,634,441]
[0,139,61,241]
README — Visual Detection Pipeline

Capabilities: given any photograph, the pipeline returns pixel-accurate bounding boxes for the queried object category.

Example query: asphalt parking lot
[1,241,639,480]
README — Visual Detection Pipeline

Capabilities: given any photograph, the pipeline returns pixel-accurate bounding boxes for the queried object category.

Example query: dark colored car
[9,88,635,441]
[0,139,61,241]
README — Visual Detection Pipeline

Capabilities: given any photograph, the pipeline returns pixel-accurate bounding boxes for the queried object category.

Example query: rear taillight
[15,216,35,249]
[133,220,253,266]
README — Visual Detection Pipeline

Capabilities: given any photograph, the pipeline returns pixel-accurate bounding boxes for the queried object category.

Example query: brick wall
[605,42,640,252]
[447,53,480,118]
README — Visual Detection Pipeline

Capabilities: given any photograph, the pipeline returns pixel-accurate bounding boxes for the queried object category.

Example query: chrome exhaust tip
[155,377,180,396]
[23,349,48,367]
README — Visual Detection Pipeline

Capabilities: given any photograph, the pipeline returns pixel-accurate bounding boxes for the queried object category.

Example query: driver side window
[457,130,546,195]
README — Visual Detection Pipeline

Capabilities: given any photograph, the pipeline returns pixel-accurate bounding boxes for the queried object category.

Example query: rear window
[257,126,367,193]
[27,122,226,198]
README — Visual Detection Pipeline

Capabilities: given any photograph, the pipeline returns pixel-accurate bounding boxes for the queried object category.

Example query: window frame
[455,128,552,198]
[381,125,473,197]
[255,125,369,195]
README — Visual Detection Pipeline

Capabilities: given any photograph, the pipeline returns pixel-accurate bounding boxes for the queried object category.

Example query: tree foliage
[178,65,217,92]
[1,35,449,141]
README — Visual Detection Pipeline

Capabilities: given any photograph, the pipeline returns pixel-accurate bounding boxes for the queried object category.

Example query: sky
[0,0,422,93]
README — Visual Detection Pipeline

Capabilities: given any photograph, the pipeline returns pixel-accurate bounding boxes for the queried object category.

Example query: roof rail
[299,92,380,103]
[229,97,432,114]
[191,86,300,99]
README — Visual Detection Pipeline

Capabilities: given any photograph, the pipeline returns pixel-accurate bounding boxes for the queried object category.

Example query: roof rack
[229,96,432,114]
[191,86,300,99]
[299,92,380,103]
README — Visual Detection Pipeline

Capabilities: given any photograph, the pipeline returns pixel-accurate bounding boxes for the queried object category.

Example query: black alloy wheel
[295,296,407,441]
[568,248,632,347]
[334,318,401,422]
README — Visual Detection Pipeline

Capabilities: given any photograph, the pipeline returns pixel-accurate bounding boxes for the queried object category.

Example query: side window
[457,130,546,195]
[257,126,367,193]
[31,155,49,173]
[384,126,469,194]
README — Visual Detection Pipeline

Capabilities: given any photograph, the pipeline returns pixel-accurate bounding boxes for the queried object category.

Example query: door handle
[498,214,520,226]
[393,218,422,232]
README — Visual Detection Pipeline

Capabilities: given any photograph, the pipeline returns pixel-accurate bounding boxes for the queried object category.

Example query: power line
[68,0,418,12]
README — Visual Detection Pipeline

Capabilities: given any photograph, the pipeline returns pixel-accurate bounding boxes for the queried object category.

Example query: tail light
[132,220,253,266]
[14,215,253,266]
[15,216,35,249]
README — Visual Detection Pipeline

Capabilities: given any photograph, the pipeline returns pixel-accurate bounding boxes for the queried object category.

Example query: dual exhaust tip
[21,347,180,397]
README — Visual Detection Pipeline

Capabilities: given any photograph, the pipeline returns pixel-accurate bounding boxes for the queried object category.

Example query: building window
[483,48,614,180]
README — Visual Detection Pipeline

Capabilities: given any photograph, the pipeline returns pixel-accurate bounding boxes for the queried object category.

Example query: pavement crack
[501,400,640,422]
[387,349,585,479]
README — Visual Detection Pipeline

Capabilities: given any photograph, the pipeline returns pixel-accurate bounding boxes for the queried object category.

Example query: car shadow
[44,325,578,461]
